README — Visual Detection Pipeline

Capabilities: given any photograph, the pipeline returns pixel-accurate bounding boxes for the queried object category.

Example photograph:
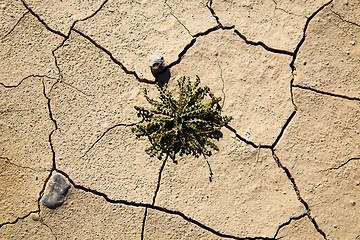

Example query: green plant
[132,76,232,163]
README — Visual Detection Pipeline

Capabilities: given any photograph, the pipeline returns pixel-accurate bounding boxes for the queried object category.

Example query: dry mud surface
[1,0,359,239]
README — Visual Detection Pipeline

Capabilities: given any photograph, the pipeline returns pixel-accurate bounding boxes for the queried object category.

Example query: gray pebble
[149,55,166,73]
[41,173,71,209]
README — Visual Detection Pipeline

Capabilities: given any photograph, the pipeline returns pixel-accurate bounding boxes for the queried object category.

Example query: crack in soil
[21,0,110,38]
[21,0,149,88]
[50,41,93,98]
[217,61,226,108]
[33,81,60,239]
[288,0,333,111]
[233,29,294,56]
[0,79,58,237]
[80,122,137,159]
[206,0,294,56]
[166,38,196,69]
[2,0,347,239]
[141,156,168,240]
[165,24,236,69]
[324,157,360,171]
[20,0,66,38]
[54,169,275,240]
[39,219,58,240]
[225,125,272,149]
[273,213,307,239]
[241,0,334,153]
[42,80,58,131]
[225,110,297,150]
[65,0,109,37]
[39,79,58,204]
[272,8,342,237]
[72,28,154,84]
[0,108,38,114]
[1,11,30,39]
[271,150,328,239]
[0,74,58,89]
[50,39,67,84]
[51,34,133,97]
[167,23,294,70]
[49,2,111,97]
[0,156,48,172]
[293,85,360,102]
[0,210,57,239]
[164,0,192,37]
[40,81,274,239]
[271,110,297,149]
[271,0,304,18]
[206,0,221,26]
[0,211,38,229]
[49,37,94,97]
[0,211,57,239]
[289,78,298,110]
[290,0,333,70]
[330,8,360,28]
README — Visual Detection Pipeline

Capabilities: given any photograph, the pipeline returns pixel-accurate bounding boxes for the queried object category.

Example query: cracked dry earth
[0,0,359,239]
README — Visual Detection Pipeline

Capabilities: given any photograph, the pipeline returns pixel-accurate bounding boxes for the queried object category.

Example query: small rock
[149,55,166,74]
[351,41,355,46]
[30,213,39,221]
[351,200,356,206]
[41,173,71,209]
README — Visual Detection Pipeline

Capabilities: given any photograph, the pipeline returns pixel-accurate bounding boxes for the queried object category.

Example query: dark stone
[41,173,71,209]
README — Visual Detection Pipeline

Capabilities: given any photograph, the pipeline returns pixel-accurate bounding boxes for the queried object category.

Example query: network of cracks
[1,0,360,239]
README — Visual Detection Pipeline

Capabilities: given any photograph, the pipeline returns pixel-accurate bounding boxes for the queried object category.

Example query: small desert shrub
[132,76,231,163]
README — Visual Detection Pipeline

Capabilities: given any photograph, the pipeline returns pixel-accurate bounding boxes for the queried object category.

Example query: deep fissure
[55,169,275,240]
[1,0,346,239]
[271,151,328,239]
